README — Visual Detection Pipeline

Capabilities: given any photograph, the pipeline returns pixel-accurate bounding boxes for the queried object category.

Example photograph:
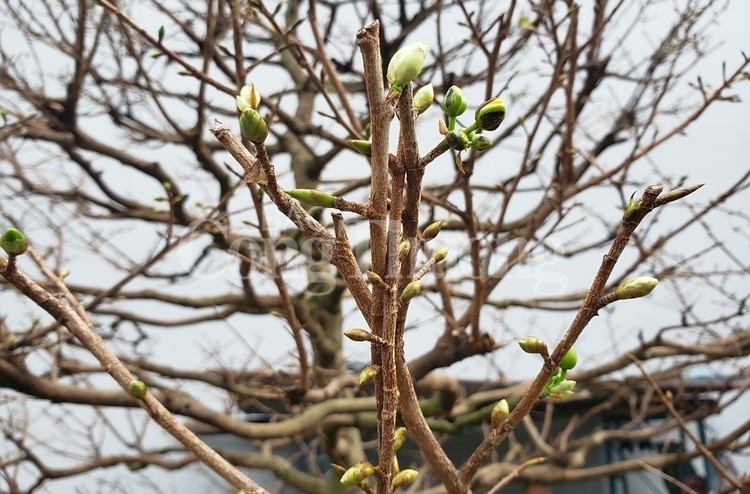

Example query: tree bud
[491,399,510,428]
[128,380,148,399]
[1,228,28,256]
[446,130,469,150]
[559,347,578,370]
[366,270,389,290]
[386,41,429,94]
[615,276,658,300]
[391,469,419,488]
[393,426,407,452]
[400,280,422,303]
[431,246,449,263]
[284,189,336,208]
[344,328,387,345]
[442,85,467,117]
[398,239,411,261]
[422,220,444,241]
[359,365,378,385]
[469,134,493,151]
[348,139,372,157]
[475,98,507,131]
[236,83,261,111]
[340,461,376,485]
[413,83,434,113]
[546,379,576,399]
[239,108,268,144]
[518,336,548,355]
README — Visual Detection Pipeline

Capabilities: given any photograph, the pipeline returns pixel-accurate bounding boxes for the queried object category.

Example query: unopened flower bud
[491,399,510,428]
[546,379,576,399]
[615,276,658,300]
[391,469,419,488]
[413,83,434,113]
[359,365,378,385]
[236,83,261,111]
[432,246,449,263]
[422,221,444,241]
[446,130,469,151]
[475,98,507,131]
[559,347,578,370]
[386,41,429,94]
[349,139,372,157]
[284,189,336,208]
[1,228,28,256]
[442,86,467,117]
[393,427,408,452]
[239,108,268,144]
[400,280,422,303]
[344,328,387,345]
[340,461,376,486]
[128,380,148,399]
[398,239,411,261]
[469,134,493,151]
[518,336,548,355]
[366,270,389,290]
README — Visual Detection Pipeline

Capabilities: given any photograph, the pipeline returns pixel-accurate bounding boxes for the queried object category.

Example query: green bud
[559,347,577,370]
[422,220,444,241]
[58,267,71,279]
[1,228,28,256]
[442,86,467,117]
[236,83,261,111]
[475,98,507,131]
[344,328,387,345]
[359,365,378,385]
[546,379,576,399]
[392,469,419,488]
[398,239,411,261]
[432,246,449,263]
[518,336,548,355]
[393,427,407,452]
[491,399,510,429]
[469,134,493,151]
[386,41,429,94]
[413,83,434,113]
[284,189,336,208]
[340,461,376,486]
[239,108,268,144]
[348,139,372,157]
[400,280,422,303]
[366,270,389,291]
[128,380,148,399]
[622,191,639,220]
[615,277,658,300]
[446,130,470,151]
[157,25,165,43]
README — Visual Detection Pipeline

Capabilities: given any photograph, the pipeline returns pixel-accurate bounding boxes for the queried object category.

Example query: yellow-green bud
[1,228,28,256]
[348,139,372,157]
[239,108,268,144]
[398,239,411,261]
[400,280,422,303]
[475,98,507,131]
[491,399,510,428]
[446,130,470,150]
[393,426,407,452]
[559,347,577,370]
[422,220,444,241]
[615,277,658,300]
[340,461,376,486]
[442,85,467,117]
[622,192,639,220]
[236,83,261,111]
[391,469,419,488]
[366,270,389,290]
[518,336,548,355]
[546,379,576,399]
[413,83,434,113]
[386,41,429,94]
[359,365,378,385]
[344,328,387,345]
[469,134,493,151]
[128,380,148,399]
[284,189,336,208]
[432,246,449,263]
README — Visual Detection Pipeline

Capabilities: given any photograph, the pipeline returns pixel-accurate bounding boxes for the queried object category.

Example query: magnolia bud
[518,336,548,355]
[236,83,261,111]
[1,228,28,256]
[344,328,387,345]
[400,280,422,303]
[398,240,411,261]
[284,189,336,208]
[442,85,467,117]
[239,108,268,144]
[422,221,444,241]
[348,139,372,157]
[491,399,510,429]
[615,277,658,300]
[128,380,148,399]
[386,41,429,94]
[475,98,507,131]
[431,246,449,263]
[393,426,407,452]
[559,347,578,370]
[366,270,389,291]
[359,365,378,385]
[340,461,376,486]
[391,469,419,488]
[469,134,493,151]
[413,83,434,113]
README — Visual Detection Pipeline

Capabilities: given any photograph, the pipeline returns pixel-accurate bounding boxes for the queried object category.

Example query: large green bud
[284,189,336,208]
[413,83,434,113]
[615,276,658,300]
[386,41,429,94]
[475,98,507,131]
[239,108,268,144]
[1,228,28,256]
